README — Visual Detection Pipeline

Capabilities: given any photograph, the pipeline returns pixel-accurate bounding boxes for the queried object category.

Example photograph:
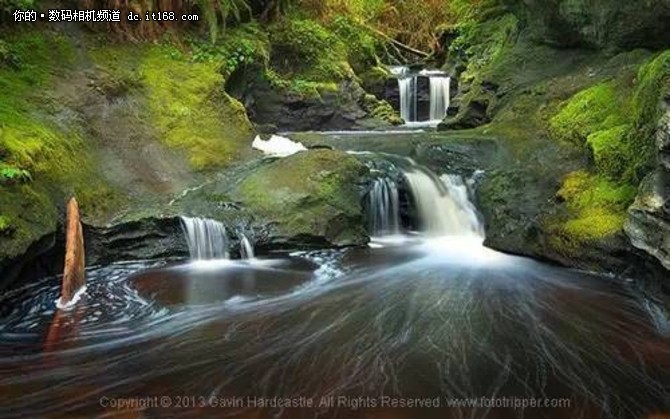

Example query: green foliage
[0,164,31,184]
[268,18,351,82]
[188,24,270,77]
[0,215,10,235]
[0,0,34,13]
[265,67,338,98]
[328,16,379,71]
[448,0,513,60]
[195,0,251,43]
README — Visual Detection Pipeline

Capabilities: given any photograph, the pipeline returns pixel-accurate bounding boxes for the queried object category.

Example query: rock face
[509,0,670,49]
[625,107,670,270]
[85,218,189,266]
[229,66,397,132]
[235,149,370,249]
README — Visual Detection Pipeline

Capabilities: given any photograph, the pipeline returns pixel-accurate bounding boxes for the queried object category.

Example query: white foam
[252,135,307,157]
[55,285,87,311]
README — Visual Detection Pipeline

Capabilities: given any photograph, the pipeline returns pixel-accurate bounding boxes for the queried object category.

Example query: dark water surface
[0,240,669,419]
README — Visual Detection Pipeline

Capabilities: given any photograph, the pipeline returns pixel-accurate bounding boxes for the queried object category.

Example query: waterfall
[429,76,450,122]
[402,168,483,237]
[390,66,451,124]
[239,234,255,260]
[391,66,417,123]
[180,216,230,260]
[367,177,401,237]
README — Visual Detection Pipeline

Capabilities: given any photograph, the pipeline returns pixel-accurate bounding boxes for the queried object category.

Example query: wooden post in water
[60,197,85,305]
[44,197,86,352]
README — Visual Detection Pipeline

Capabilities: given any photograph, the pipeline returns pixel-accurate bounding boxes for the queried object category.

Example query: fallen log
[59,197,86,306]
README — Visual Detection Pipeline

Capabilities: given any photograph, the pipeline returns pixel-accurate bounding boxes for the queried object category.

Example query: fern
[195,0,251,43]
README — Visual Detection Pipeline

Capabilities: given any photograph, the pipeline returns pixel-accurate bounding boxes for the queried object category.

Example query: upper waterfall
[428,76,450,122]
[390,66,451,125]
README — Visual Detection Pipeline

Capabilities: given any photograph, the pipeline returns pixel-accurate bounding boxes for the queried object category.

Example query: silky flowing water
[0,154,669,418]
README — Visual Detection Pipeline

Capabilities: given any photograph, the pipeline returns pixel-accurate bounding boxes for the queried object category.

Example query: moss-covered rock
[361,94,403,126]
[235,149,369,248]
[0,30,125,276]
[549,170,636,243]
[549,81,629,147]
[268,17,353,84]
[444,10,667,275]
[92,44,254,171]
[0,27,263,285]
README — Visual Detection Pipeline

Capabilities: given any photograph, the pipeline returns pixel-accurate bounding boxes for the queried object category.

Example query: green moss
[625,50,670,179]
[586,124,631,179]
[362,94,403,125]
[237,149,367,243]
[453,13,519,81]
[269,18,351,82]
[547,51,670,184]
[140,47,253,170]
[551,170,636,243]
[328,16,379,72]
[264,17,354,98]
[549,81,630,147]
[360,65,389,85]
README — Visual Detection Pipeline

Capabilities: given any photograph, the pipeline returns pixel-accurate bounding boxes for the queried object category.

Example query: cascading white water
[367,177,401,237]
[390,66,417,123]
[428,76,450,122]
[180,216,229,260]
[239,234,255,260]
[402,168,483,238]
[390,66,451,124]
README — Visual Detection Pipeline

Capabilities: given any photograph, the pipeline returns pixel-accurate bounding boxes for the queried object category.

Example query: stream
[0,146,669,419]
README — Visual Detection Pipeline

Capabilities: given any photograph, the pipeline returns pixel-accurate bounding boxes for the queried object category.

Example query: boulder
[234,149,370,249]
[230,65,398,132]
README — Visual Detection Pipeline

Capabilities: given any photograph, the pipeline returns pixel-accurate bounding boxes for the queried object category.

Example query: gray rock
[625,170,670,270]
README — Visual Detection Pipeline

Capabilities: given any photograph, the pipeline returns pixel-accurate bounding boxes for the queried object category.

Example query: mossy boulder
[235,149,369,248]
[361,94,403,126]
